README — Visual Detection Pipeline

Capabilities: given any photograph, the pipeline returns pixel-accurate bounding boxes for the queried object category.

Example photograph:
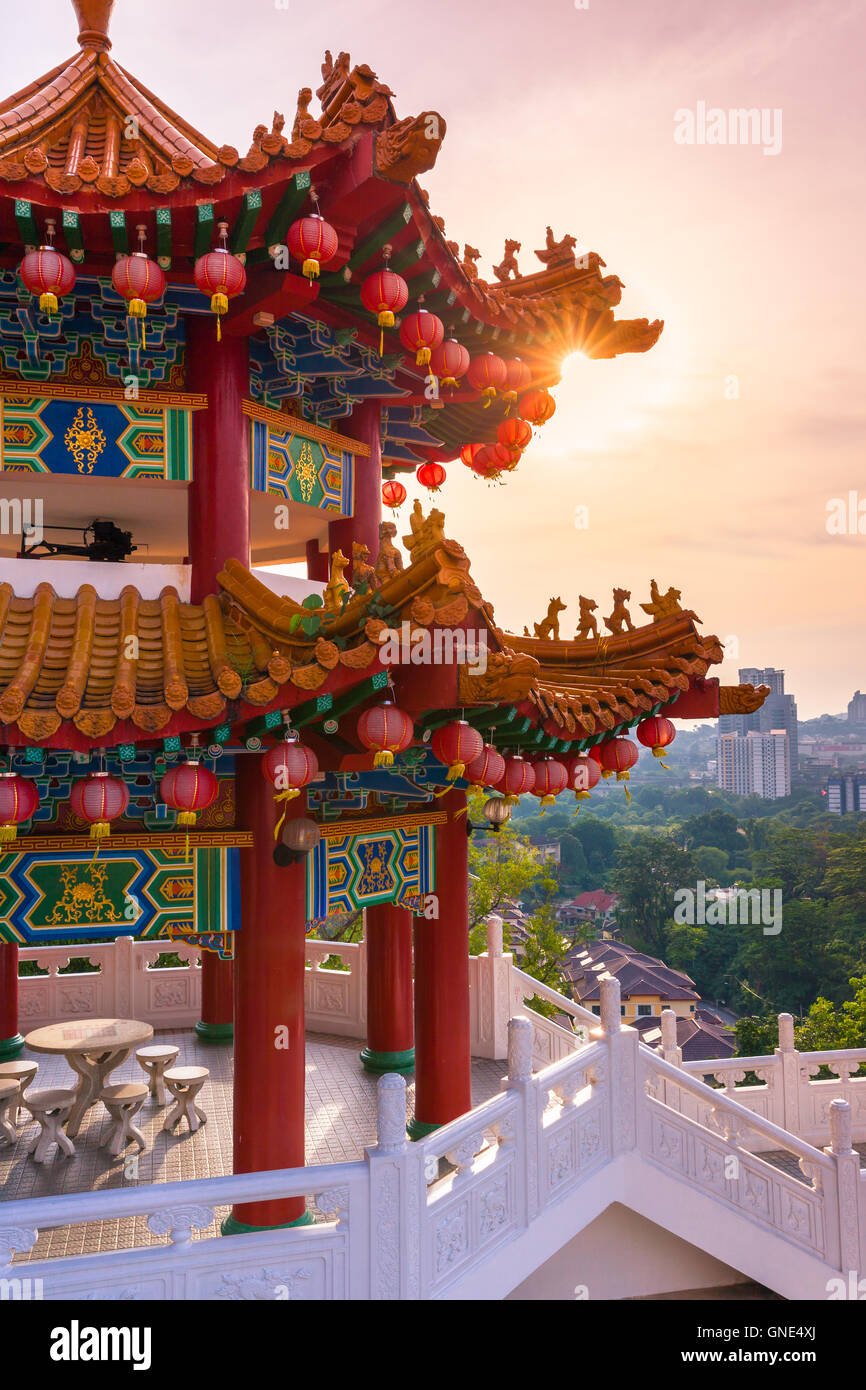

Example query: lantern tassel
[40,292,58,315]
[89,821,110,864]
[0,824,18,844]
[447,761,466,782]
[373,750,395,768]
[302,258,321,279]
[274,788,301,840]
[481,387,496,407]
[416,347,432,367]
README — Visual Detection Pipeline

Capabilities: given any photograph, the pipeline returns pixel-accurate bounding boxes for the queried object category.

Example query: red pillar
[305,538,329,582]
[226,756,310,1231]
[410,789,472,1138]
[186,316,250,1042]
[361,903,414,1074]
[0,943,23,1060]
[328,399,382,580]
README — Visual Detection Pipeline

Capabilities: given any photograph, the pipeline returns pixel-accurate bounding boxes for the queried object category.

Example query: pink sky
[4,0,865,717]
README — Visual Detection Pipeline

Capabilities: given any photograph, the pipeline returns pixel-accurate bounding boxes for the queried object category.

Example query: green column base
[194,1021,234,1045]
[360,1046,415,1075]
[407,1116,441,1141]
[221,1209,315,1236]
[0,1034,24,1061]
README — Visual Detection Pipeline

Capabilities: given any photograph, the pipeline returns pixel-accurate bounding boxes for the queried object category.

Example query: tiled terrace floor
[1,1030,506,1264]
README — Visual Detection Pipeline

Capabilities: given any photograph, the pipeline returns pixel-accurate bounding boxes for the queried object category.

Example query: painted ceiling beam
[156,207,172,269]
[61,209,85,264]
[109,209,128,257]
[193,203,215,260]
[14,198,38,247]
[230,188,263,256]
[261,169,312,255]
[346,203,413,274]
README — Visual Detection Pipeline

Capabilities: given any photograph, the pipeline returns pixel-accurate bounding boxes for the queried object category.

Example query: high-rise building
[826,774,866,814]
[848,692,866,725]
[717,729,790,799]
[719,666,798,771]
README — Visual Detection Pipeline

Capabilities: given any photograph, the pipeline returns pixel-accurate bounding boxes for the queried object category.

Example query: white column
[775,1011,801,1135]
[826,1098,862,1280]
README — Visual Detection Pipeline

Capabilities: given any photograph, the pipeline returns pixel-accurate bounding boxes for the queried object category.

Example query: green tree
[734,1014,779,1057]
[608,832,695,957]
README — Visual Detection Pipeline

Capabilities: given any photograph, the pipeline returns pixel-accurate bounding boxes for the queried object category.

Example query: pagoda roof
[0,505,767,754]
[0,0,662,420]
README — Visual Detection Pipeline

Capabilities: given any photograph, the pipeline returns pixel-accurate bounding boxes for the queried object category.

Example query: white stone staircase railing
[4,973,864,1300]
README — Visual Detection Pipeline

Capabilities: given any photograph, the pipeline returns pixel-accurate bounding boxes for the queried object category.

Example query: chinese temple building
[0,0,769,1235]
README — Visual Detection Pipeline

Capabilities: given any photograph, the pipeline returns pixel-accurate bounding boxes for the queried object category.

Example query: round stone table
[23,1019,154,1137]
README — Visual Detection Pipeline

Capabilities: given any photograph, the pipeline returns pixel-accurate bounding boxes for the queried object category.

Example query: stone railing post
[366,1074,420,1299]
[825,1099,862,1279]
[113,935,133,1017]
[600,977,639,1156]
[775,1011,801,1135]
[505,1016,538,1223]
[471,915,512,1061]
[660,1009,682,1066]
[659,1008,683,1110]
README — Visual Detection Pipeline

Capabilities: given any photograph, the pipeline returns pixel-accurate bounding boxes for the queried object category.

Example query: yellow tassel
[374,750,395,768]
[303,258,321,279]
[447,761,466,782]
[378,310,395,329]
[274,788,300,840]
[379,327,384,355]
[624,785,632,804]
[177,811,197,827]
[503,390,517,414]
[217,315,222,343]
[601,769,614,780]
[503,793,518,807]
[39,292,58,315]
[211,293,228,316]
[0,824,18,843]
[129,298,147,319]
[416,347,432,366]
[481,387,496,407]
[441,375,457,388]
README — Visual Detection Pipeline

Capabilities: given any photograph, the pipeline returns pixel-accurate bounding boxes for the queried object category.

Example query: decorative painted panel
[0,844,239,944]
[249,415,353,514]
[0,394,191,480]
[307,823,434,924]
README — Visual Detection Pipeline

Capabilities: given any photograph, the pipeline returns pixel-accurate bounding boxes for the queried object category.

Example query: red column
[328,399,382,580]
[0,943,23,1060]
[410,789,472,1137]
[186,317,250,1042]
[226,756,310,1231]
[361,903,414,1074]
[305,538,329,582]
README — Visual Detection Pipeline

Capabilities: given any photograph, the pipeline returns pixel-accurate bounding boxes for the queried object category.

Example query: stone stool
[163,1066,209,1133]
[24,1089,77,1163]
[135,1045,180,1105]
[0,1079,19,1144]
[100,1082,149,1157]
[0,1060,39,1126]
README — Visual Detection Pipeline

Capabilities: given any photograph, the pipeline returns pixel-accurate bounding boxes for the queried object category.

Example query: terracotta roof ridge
[0,49,97,145]
[105,59,220,166]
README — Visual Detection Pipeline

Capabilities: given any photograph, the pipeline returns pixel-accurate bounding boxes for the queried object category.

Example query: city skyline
[3,0,863,717]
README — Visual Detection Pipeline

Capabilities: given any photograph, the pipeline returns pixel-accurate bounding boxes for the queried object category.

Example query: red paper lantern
[194,222,246,341]
[357,702,414,768]
[464,744,506,793]
[19,219,75,316]
[112,249,165,323]
[587,744,604,765]
[416,461,446,493]
[599,737,639,801]
[497,754,535,804]
[160,761,218,824]
[567,754,601,805]
[467,352,507,406]
[460,443,483,469]
[261,737,318,836]
[471,443,510,479]
[431,720,484,782]
[71,771,130,843]
[531,757,568,809]
[287,214,339,280]
[430,338,470,389]
[497,417,532,454]
[519,388,556,425]
[382,478,407,512]
[637,715,677,768]
[400,309,444,367]
[361,269,409,353]
[0,772,39,843]
[502,358,532,410]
